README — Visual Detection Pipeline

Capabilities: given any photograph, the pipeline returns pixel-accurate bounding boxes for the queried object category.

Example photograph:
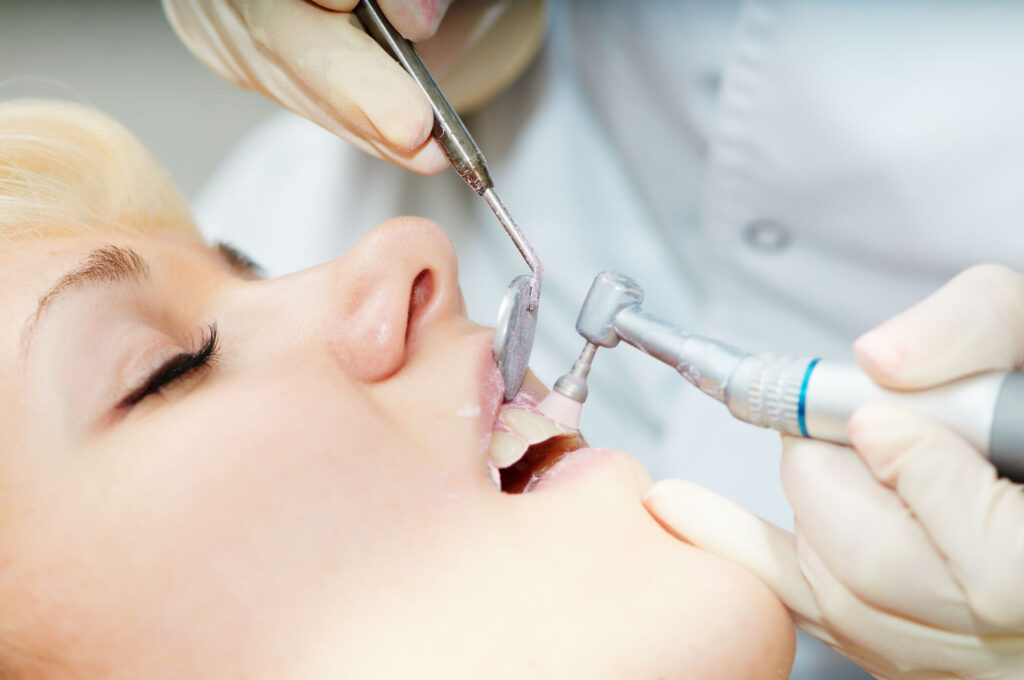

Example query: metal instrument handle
[354,0,493,194]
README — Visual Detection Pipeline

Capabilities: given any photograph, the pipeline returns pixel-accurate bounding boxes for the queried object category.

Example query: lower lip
[523,447,621,492]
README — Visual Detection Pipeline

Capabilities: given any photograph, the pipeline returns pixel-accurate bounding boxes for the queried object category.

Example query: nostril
[406,269,434,342]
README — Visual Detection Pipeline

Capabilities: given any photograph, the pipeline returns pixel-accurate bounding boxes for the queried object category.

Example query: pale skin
[0,218,794,679]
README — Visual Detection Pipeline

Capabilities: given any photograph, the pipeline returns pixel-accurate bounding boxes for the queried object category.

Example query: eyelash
[216,241,265,278]
[118,324,220,409]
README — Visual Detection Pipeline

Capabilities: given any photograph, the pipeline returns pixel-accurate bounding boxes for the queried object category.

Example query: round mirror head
[492,275,538,401]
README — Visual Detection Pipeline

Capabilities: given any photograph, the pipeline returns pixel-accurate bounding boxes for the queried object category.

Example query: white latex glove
[162,0,453,173]
[645,264,1024,679]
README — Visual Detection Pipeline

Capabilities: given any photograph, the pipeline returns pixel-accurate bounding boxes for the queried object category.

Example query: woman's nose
[313,217,463,382]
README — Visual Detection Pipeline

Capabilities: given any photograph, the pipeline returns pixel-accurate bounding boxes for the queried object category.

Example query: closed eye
[216,242,265,279]
[118,325,219,409]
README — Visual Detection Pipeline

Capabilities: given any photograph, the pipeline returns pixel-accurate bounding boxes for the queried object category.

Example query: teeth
[498,408,566,442]
[488,408,574,472]
[487,432,528,469]
[487,461,502,489]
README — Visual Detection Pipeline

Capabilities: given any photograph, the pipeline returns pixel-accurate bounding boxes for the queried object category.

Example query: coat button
[742,219,791,251]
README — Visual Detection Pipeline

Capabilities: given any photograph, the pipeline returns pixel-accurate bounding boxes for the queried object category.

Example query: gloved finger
[850,403,1024,630]
[643,479,824,630]
[853,264,1024,389]
[236,0,439,153]
[792,537,906,679]
[164,0,450,173]
[795,532,1023,679]
[314,0,359,8]
[318,0,454,42]
[781,436,973,632]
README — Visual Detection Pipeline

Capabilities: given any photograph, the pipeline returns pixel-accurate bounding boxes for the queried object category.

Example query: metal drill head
[493,275,539,401]
[575,271,645,347]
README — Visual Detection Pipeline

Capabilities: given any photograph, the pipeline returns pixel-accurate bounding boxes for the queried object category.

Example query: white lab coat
[194,1,1024,677]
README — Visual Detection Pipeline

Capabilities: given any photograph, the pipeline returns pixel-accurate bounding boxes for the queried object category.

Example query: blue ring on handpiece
[798,358,820,437]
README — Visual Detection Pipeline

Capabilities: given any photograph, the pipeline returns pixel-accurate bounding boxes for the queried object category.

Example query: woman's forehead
[1,230,211,292]
[0,231,216,353]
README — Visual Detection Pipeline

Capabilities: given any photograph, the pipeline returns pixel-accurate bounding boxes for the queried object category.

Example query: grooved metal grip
[744,355,810,435]
[354,0,493,194]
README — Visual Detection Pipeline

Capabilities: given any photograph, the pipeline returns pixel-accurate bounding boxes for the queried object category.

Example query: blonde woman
[0,99,794,679]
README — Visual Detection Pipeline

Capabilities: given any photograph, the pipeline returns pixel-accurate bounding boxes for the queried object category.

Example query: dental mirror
[493,275,539,401]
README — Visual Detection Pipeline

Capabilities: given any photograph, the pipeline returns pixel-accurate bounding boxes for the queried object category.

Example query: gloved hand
[645,264,1024,679]
[162,0,452,173]
[164,0,545,174]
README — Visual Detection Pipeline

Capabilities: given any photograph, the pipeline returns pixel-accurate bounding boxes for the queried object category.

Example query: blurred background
[0,0,277,199]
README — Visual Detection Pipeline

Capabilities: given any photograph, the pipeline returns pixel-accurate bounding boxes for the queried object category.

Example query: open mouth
[487,396,585,494]
[498,432,585,493]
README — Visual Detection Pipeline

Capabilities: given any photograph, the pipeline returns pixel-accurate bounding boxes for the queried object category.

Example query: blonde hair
[0,99,199,680]
[0,99,198,241]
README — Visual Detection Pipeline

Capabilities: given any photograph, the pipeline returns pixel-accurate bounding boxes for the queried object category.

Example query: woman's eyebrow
[20,245,151,358]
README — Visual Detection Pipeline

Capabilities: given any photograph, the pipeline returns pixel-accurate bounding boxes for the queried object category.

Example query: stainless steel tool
[355,0,542,400]
[550,271,1024,483]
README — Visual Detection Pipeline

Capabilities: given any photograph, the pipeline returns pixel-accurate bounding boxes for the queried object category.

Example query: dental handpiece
[543,271,1024,483]
[355,0,542,400]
